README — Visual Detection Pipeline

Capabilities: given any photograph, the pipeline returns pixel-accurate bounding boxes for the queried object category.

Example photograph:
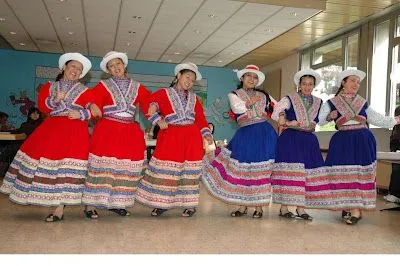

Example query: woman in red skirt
[82,51,150,219]
[0,52,93,222]
[135,62,213,217]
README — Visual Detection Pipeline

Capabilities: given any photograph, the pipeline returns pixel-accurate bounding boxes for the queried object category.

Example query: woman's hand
[328,110,338,121]
[68,110,81,120]
[157,119,168,129]
[205,135,214,145]
[286,120,300,127]
[90,104,102,118]
[54,91,66,103]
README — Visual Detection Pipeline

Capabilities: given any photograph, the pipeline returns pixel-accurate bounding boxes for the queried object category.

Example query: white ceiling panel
[136,0,203,61]
[0,0,38,51]
[84,0,121,56]
[0,0,322,67]
[45,0,88,54]
[6,0,62,52]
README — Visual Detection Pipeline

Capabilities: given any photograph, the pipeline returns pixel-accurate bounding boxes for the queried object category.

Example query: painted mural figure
[135,62,213,217]
[0,52,94,222]
[202,65,277,218]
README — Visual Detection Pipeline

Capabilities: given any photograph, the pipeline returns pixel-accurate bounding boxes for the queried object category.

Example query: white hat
[337,68,366,86]
[293,69,321,87]
[236,65,265,87]
[174,62,202,80]
[100,51,128,73]
[59,52,92,78]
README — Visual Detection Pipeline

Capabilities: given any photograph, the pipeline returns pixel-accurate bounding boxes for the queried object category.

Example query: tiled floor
[0,184,399,254]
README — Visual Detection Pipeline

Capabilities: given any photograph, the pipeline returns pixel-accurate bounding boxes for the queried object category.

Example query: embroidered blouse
[272,92,322,131]
[38,81,93,121]
[147,87,211,137]
[318,94,398,129]
[91,78,151,123]
[228,88,276,127]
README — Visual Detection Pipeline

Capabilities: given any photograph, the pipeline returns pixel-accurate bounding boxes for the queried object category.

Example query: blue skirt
[275,129,324,169]
[325,128,376,166]
[228,121,277,163]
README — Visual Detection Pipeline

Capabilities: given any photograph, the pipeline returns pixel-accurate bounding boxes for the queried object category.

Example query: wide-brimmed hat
[236,65,265,87]
[100,51,128,73]
[58,52,92,78]
[337,68,366,86]
[174,62,202,80]
[293,69,321,87]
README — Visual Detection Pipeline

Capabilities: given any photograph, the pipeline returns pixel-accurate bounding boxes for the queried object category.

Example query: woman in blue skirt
[319,69,400,225]
[271,69,329,220]
[202,65,277,218]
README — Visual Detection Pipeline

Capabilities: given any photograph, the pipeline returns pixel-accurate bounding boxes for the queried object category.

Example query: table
[0,133,26,141]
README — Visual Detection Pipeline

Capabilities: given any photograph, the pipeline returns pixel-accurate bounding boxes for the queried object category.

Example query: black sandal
[342,210,351,220]
[252,210,263,218]
[182,208,197,217]
[295,210,313,220]
[84,209,99,219]
[109,209,130,217]
[45,214,64,223]
[279,210,296,219]
[151,208,168,217]
[230,207,248,217]
[345,216,362,225]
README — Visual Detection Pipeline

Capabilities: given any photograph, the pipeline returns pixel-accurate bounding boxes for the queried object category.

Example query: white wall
[261,52,299,100]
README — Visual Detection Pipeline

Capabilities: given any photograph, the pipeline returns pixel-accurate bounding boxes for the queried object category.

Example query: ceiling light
[126,42,131,46]
[9,31,16,35]
[167,59,172,62]
[63,16,72,22]
[68,31,74,35]
[19,42,25,46]
[59,0,66,2]
[217,60,223,63]
[70,42,78,46]
[290,11,297,17]
[174,52,180,55]
[265,28,273,33]
[128,31,136,34]
[132,15,142,19]
[194,29,200,34]
[0,18,6,22]
[208,14,216,18]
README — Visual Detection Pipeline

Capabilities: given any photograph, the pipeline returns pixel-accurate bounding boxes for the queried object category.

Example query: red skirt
[0,116,90,206]
[89,118,145,160]
[82,118,146,209]
[135,124,204,209]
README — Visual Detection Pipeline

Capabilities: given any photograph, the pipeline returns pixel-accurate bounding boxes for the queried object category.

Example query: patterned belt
[104,115,135,124]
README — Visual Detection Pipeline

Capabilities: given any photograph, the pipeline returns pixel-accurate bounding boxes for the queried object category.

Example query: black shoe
[151,208,168,217]
[345,216,362,225]
[342,210,351,220]
[279,209,296,219]
[109,209,130,216]
[295,209,313,220]
[230,207,248,217]
[45,214,64,223]
[84,209,99,219]
[252,210,263,218]
[182,208,197,217]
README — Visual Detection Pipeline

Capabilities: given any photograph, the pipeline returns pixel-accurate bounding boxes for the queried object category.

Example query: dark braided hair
[169,69,197,87]
[335,76,349,96]
[56,60,72,81]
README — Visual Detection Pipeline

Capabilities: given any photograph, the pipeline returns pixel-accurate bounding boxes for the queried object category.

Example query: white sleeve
[228,93,247,114]
[271,97,290,121]
[318,101,332,126]
[366,107,397,128]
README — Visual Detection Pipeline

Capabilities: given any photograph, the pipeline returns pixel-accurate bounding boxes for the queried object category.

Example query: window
[370,20,390,116]
[313,40,342,65]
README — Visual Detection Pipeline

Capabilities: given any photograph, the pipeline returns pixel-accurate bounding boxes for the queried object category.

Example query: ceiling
[0,0,399,69]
